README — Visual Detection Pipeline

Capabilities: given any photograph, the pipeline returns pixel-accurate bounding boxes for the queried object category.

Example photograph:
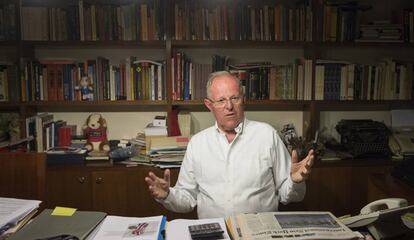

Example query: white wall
[49,111,304,140]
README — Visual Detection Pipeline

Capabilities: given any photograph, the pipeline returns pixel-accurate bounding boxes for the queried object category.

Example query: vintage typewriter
[335,119,390,158]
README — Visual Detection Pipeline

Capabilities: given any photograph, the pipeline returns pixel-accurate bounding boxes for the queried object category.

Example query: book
[9,209,106,240]
[226,211,363,240]
[88,215,166,240]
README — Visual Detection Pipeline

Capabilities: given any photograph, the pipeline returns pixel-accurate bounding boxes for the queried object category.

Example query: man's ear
[204,98,213,112]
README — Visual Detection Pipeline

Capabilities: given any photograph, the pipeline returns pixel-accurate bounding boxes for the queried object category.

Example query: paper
[51,207,77,216]
[228,212,363,240]
[90,215,165,240]
[167,218,231,240]
[0,197,41,228]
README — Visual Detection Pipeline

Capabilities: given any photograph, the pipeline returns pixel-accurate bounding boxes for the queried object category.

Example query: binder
[9,209,106,240]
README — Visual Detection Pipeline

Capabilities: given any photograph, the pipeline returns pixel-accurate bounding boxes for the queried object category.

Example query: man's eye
[217,99,225,103]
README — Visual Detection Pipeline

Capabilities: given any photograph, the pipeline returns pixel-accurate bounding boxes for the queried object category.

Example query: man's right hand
[145,169,171,200]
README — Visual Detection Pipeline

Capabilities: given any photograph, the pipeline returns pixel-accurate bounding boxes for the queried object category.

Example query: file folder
[9,209,106,240]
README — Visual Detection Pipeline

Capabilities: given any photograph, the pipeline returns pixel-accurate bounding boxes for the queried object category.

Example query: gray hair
[206,71,244,98]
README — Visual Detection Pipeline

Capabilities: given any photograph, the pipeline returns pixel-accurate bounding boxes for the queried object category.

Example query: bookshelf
[0,0,412,150]
[1,0,413,218]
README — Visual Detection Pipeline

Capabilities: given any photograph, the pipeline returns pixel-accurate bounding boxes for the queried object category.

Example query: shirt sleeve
[157,140,198,213]
[271,130,306,204]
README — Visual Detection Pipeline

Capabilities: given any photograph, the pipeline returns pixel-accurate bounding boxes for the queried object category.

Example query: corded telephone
[340,198,414,240]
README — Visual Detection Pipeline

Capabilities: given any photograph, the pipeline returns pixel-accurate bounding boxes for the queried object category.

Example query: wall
[51,111,303,140]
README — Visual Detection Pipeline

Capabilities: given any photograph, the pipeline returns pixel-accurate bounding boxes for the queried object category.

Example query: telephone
[340,198,414,240]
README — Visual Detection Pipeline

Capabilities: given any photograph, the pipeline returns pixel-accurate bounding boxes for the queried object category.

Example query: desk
[368,173,414,204]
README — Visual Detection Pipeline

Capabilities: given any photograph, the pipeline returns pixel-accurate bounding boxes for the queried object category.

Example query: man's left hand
[291,149,314,183]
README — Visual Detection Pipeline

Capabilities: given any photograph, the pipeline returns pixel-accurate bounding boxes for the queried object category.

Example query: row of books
[315,59,414,101]
[21,0,165,41]
[171,52,212,100]
[171,53,314,101]
[20,58,166,102]
[7,58,414,103]
[0,64,18,102]
[25,113,81,153]
[173,1,313,41]
[0,4,16,41]
[321,1,414,43]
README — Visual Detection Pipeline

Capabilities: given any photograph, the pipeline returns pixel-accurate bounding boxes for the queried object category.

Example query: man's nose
[224,99,233,109]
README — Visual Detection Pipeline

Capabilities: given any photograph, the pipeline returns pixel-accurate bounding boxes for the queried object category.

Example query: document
[166,218,231,240]
[0,197,41,232]
[226,211,363,240]
[89,215,166,240]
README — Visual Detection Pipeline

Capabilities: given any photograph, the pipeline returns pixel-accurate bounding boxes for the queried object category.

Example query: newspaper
[226,212,363,240]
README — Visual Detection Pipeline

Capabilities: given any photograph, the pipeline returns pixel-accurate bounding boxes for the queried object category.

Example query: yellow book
[140,4,148,40]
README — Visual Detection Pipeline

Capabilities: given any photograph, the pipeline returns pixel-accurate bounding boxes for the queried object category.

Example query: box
[153,116,167,127]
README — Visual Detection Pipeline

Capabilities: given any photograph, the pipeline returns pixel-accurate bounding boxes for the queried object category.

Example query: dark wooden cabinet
[45,165,197,220]
[302,161,394,217]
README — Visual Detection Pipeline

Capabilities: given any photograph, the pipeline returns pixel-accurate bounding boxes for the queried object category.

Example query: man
[145,71,314,219]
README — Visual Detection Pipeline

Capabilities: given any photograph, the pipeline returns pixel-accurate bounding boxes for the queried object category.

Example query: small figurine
[75,76,94,101]
[83,113,110,153]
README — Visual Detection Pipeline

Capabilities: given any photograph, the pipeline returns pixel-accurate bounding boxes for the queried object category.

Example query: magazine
[226,211,363,240]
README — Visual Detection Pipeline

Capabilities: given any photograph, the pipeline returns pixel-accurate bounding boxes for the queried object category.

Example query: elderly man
[145,71,314,219]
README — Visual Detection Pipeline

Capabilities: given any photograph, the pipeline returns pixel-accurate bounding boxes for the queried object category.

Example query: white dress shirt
[160,118,306,219]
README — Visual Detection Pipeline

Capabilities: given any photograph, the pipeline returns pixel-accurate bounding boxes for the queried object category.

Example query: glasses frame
[206,95,242,107]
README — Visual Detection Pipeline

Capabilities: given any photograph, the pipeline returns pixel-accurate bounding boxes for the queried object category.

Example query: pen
[0,223,14,236]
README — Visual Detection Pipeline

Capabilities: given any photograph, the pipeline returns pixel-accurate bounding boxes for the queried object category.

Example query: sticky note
[51,206,77,216]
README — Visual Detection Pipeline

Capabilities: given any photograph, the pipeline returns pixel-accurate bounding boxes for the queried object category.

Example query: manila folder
[9,209,107,240]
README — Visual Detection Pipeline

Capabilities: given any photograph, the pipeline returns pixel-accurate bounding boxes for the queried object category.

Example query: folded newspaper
[226,211,363,240]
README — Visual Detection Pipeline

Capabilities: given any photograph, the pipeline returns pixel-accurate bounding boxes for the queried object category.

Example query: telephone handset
[340,198,414,240]
[360,198,408,215]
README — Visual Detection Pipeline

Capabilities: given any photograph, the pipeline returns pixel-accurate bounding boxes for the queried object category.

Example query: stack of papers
[0,197,41,237]
[146,136,190,168]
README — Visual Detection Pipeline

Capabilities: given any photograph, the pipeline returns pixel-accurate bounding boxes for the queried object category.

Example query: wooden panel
[304,166,353,217]
[368,174,414,205]
[45,168,92,210]
[0,152,45,200]
[301,165,392,217]
[127,166,197,220]
[91,170,129,216]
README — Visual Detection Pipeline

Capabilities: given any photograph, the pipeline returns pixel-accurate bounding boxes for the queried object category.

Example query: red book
[167,109,181,136]
[58,127,72,147]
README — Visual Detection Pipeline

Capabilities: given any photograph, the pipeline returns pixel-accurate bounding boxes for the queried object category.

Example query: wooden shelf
[3,100,411,113]
[315,158,395,168]
[0,41,17,47]
[314,100,414,111]
[317,42,414,48]
[172,100,309,111]
[172,40,309,48]
[22,101,169,112]
[21,40,166,49]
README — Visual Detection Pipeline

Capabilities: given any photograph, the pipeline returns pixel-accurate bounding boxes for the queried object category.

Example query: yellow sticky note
[51,206,77,216]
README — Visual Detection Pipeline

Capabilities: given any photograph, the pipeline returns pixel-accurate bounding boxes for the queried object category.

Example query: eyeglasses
[207,96,242,107]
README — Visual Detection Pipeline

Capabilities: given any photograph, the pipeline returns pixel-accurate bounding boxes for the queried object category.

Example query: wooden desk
[368,173,414,204]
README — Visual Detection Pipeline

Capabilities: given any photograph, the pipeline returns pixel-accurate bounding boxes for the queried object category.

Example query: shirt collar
[214,118,247,135]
